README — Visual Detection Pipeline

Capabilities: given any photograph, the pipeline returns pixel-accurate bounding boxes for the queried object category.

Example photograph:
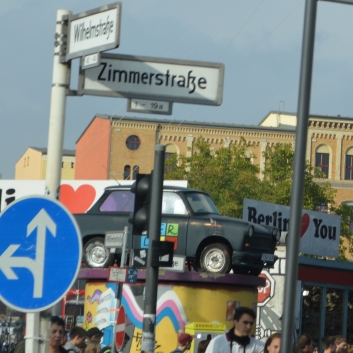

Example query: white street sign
[78,53,224,106]
[66,3,121,62]
[105,231,124,248]
[83,53,101,69]
[160,255,186,272]
[108,267,127,282]
[127,99,172,115]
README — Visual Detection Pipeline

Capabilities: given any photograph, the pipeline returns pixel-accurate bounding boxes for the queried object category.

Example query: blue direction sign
[0,196,82,312]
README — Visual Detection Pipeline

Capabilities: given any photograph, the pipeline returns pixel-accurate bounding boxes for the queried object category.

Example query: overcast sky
[1,0,353,179]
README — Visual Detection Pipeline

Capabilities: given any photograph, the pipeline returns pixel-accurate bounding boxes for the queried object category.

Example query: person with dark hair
[322,337,336,353]
[198,340,211,353]
[297,334,314,353]
[335,336,347,353]
[49,316,68,353]
[205,307,264,353]
[264,333,281,353]
[87,328,103,343]
[64,327,87,353]
[312,341,319,353]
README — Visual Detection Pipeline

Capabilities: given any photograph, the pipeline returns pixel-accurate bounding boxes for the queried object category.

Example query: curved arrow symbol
[0,209,56,298]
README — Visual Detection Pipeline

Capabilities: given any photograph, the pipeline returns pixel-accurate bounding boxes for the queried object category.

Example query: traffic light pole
[141,145,166,353]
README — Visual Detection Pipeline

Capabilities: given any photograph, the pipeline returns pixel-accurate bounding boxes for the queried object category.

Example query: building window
[126,135,141,150]
[62,162,64,168]
[165,152,175,172]
[315,204,328,213]
[71,162,74,168]
[24,158,26,167]
[132,165,139,180]
[165,144,178,172]
[315,145,330,178]
[345,148,353,180]
[124,165,131,180]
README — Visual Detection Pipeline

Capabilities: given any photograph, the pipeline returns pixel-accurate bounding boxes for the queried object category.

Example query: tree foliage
[262,143,336,210]
[164,137,262,218]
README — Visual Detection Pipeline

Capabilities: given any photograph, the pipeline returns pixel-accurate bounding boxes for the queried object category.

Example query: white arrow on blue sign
[0,196,82,312]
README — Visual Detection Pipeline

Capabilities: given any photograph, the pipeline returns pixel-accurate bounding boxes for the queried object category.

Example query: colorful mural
[84,281,258,353]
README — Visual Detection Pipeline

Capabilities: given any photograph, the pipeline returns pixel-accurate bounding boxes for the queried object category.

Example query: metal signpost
[45,4,122,321]
[281,1,316,352]
[0,196,82,352]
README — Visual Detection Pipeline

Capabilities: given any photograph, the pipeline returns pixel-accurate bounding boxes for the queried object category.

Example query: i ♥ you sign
[243,198,341,258]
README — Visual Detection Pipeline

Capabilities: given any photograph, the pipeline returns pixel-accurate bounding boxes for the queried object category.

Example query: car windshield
[185,192,220,214]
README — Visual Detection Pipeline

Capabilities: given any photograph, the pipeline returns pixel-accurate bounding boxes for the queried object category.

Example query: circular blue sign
[0,196,82,312]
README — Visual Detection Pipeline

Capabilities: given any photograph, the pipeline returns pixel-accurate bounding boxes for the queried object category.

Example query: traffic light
[129,173,152,235]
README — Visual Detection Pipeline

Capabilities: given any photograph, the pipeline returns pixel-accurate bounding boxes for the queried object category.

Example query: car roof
[104,185,206,193]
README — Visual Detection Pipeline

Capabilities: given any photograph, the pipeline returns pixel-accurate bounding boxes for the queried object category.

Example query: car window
[186,192,220,214]
[99,191,135,212]
[162,192,188,215]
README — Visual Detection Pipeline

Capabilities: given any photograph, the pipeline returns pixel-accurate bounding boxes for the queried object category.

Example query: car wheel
[83,237,115,268]
[200,243,231,273]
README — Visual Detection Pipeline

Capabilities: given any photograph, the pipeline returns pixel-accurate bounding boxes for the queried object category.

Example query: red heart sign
[59,184,96,214]
[301,213,310,237]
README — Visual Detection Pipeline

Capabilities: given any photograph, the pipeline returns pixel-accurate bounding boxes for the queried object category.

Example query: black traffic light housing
[129,173,152,235]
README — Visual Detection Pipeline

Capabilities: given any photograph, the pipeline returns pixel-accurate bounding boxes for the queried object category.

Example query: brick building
[74,111,353,206]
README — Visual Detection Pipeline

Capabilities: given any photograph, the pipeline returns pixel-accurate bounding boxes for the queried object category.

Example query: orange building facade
[75,112,353,207]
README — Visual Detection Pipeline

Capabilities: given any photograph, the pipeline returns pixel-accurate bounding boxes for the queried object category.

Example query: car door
[94,189,135,248]
[160,191,189,256]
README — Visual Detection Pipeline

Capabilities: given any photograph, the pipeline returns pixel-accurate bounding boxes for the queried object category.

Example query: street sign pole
[26,10,72,353]
[280,1,317,353]
[45,9,71,203]
[141,145,166,353]
[111,226,128,351]
[47,10,71,319]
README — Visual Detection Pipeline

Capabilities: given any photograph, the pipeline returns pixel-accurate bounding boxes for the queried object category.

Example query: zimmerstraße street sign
[78,53,224,106]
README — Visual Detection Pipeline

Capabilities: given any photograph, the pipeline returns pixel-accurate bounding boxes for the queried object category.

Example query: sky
[2,0,353,179]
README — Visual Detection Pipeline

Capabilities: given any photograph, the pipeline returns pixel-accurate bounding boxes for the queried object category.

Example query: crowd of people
[7,307,352,353]
[11,316,130,353]
[173,307,350,353]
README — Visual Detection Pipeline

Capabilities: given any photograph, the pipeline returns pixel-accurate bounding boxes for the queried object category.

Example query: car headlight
[245,225,254,237]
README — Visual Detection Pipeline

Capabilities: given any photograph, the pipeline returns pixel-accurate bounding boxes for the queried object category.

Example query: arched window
[345,148,353,180]
[165,144,178,172]
[124,165,131,180]
[126,135,141,150]
[132,165,139,180]
[315,145,329,178]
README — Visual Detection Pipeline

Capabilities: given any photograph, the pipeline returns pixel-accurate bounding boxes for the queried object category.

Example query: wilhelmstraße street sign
[65,3,122,62]
[78,53,224,106]
[0,196,82,312]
